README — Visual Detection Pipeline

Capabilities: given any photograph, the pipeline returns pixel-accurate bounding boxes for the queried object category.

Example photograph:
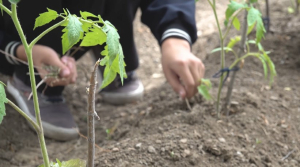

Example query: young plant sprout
[0,0,125,166]
[197,0,276,118]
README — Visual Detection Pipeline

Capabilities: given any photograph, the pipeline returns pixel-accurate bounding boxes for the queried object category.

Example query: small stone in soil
[180,138,188,143]
[135,143,142,149]
[218,138,226,143]
[148,146,156,153]
[112,148,119,152]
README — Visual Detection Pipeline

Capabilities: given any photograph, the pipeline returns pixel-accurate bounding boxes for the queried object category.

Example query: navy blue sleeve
[140,0,197,45]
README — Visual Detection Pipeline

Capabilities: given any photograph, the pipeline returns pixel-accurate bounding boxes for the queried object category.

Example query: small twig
[69,46,83,57]
[281,149,296,161]
[87,59,100,167]
[28,78,47,100]
[185,98,192,112]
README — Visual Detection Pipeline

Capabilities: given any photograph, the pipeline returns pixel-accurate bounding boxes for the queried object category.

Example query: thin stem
[6,99,40,132]
[87,60,100,167]
[0,3,12,16]
[229,52,258,69]
[11,4,50,167]
[225,9,248,115]
[29,19,66,49]
[208,0,225,118]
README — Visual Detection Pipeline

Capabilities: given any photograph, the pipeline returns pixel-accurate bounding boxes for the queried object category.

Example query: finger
[163,67,186,99]
[64,56,77,83]
[189,62,201,95]
[173,63,195,99]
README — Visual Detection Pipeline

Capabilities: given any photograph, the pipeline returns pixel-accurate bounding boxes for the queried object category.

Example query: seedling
[0,1,125,167]
[197,0,276,117]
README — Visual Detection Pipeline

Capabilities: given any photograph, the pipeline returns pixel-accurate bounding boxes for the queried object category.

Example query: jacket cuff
[4,41,21,65]
[161,28,192,45]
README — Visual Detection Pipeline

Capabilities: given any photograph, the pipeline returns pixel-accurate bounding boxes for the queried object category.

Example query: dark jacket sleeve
[0,12,21,76]
[140,0,197,45]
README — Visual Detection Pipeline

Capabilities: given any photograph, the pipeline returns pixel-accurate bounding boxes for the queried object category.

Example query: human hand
[16,44,77,86]
[161,38,205,99]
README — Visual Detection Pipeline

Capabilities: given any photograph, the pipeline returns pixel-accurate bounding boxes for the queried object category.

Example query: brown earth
[1,1,300,167]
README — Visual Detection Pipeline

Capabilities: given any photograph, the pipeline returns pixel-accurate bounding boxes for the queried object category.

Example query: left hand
[161,38,205,99]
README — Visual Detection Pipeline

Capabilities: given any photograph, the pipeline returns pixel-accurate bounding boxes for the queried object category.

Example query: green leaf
[101,45,108,57]
[257,56,268,79]
[61,159,86,167]
[247,7,265,43]
[227,36,241,52]
[61,28,72,54]
[211,47,233,53]
[247,22,255,35]
[232,17,241,30]
[101,65,117,89]
[103,21,120,66]
[249,0,258,3]
[117,44,126,84]
[256,17,266,43]
[66,14,83,48]
[56,159,62,167]
[8,0,20,4]
[262,51,276,84]
[287,7,295,14]
[80,11,97,20]
[80,27,106,47]
[0,82,7,124]
[34,8,58,29]
[225,1,246,20]
[197,78,212,100]
[81,22,92,32]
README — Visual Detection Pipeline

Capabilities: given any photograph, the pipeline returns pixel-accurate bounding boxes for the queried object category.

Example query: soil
[1,1,300,167]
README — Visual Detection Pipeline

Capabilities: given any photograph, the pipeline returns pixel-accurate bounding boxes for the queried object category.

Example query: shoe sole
[100,80,144,105]
[7,80,78,141]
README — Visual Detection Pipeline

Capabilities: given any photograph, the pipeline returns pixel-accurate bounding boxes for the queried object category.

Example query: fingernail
[179,90,185,99]
[62,69,70,76]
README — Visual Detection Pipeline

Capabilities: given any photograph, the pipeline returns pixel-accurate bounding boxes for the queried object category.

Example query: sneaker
[89,48,144,105]
[99,71,144,105]
[7,75,78,141]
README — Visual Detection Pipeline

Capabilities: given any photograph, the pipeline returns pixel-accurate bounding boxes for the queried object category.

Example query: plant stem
[29,19,66,49]
[11,4,50,167]
[6,99,40,132]
[0,3,12,16]
[225,10,248,115]
[87,60,100,167]
[208,0,225,118]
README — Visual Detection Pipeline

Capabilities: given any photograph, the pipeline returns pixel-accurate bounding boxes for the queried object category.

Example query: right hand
[16,44,77,86]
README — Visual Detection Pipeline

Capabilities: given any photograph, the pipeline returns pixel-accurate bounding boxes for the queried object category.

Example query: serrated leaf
[61,159,86,167]
[34,8,58,29]
[247,7,260,26]
[232,17,241,30]
[0,82,7,124]
[211,47,233,53]
[8,0,19,4]
[80,27,106,47]
[262,51,276,84]
[225,1,246,20]
[227,36,241,51]
[103,21,120,66]
[61,28,72,54]
[101,45,108,57]
[256,17,265,43]
[257,56,268,79]
[80,11,97,20]
[101,65,117,89]
[197,78,212,100]
[66,14,82,48]
[247,22,255,35]
[100,56,109,66]
[117,44,126,84]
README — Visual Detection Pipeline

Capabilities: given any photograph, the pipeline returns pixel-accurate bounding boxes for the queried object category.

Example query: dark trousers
[2,0,140,96]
